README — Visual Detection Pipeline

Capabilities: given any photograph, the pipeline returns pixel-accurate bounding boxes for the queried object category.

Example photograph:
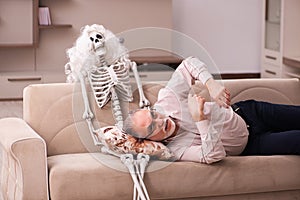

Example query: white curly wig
[65,24,128,82]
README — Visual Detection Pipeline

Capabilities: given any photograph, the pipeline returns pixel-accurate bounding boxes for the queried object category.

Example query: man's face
[131,109,176,141]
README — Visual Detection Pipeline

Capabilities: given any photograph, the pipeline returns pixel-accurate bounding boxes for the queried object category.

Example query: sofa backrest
[23,82,163,156]
[223,78,300,105]
[23,78,300,156]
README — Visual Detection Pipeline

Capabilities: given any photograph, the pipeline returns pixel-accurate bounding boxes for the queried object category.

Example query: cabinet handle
[265,70,276,75]
[265,55,277,60]
[7,77,42,82]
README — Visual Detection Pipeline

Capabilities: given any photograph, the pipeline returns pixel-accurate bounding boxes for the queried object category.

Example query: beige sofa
[0,78,300,200]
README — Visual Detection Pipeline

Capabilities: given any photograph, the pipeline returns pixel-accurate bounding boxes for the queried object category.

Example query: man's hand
[205,78,231,108]
[189,95,207,121]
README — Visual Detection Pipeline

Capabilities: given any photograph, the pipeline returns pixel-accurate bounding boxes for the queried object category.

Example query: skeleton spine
[99,54,124,128]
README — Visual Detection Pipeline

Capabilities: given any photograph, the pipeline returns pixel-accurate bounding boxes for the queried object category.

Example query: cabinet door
[264,0,281,52]
[0,0,34,46]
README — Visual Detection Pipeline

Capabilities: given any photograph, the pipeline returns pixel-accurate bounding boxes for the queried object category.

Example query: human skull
[89,31,105,50]
[86,24,106,51]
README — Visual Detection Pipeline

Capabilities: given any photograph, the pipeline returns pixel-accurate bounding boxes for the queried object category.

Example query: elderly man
[124,57,300,164]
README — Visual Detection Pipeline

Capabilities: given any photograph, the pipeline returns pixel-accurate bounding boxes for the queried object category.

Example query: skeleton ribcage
[88,61,133,108]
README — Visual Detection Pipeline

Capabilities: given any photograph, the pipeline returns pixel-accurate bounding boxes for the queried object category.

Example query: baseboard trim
[213,73,261,79]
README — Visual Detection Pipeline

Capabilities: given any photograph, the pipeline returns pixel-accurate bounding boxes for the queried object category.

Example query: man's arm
[206,78,231,108]
[181,95,226,164]
[179,57,231,107]
[180,116,226,164]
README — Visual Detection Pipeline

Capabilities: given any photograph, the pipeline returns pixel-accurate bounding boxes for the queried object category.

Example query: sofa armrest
[0,118,48,200]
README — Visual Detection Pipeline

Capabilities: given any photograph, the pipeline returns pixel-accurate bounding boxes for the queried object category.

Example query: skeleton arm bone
[85,118,103,146]
[78,71,94,120]
[130,62,150,108]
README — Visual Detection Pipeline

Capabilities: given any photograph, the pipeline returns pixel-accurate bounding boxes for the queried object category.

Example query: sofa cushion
[98,126,173,160]
[48,153,300,200]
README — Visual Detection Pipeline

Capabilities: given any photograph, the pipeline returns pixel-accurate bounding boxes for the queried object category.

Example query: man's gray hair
[123,109,144,138]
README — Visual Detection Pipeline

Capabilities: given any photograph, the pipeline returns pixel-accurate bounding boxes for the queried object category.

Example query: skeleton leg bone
[134,154,150,200]
[121,154,148,200]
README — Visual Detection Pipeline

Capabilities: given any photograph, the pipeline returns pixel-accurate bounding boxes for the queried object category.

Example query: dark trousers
[232,100,300,156]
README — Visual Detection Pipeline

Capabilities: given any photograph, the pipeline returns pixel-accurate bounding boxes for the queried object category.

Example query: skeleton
[65,24,151,200]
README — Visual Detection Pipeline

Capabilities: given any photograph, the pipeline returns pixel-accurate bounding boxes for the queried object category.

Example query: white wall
[0,0,173,73]
[0,0,262,75]
[173,0,263,74]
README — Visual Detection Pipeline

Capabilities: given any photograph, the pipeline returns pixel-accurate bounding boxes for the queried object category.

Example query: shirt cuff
[198,70,213,85]
[184,57,213,84]
[195,120,210,135]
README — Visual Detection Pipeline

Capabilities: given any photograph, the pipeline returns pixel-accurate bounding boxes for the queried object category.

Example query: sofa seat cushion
[48,153,300,200]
